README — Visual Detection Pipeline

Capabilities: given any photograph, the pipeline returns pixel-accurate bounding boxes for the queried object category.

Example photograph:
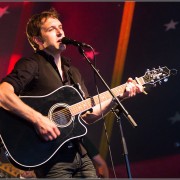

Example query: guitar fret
[137,77,145,85]
[69,83,127,116]
[69,72,153,116]
[69,99,92,116]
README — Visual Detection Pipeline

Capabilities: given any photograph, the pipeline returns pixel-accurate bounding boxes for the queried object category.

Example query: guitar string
[51,85,126,121]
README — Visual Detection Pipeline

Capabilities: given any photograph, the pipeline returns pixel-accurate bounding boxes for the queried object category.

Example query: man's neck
[43,49,62,67]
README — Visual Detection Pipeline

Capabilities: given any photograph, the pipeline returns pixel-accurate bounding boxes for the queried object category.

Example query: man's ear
[33,36,44,47]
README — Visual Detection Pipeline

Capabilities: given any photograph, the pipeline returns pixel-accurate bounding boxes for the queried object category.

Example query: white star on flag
[164,19,179,31]
[168,111,180,124]
[0,6,9,18]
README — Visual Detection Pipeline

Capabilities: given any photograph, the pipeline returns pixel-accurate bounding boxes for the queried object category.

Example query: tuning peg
[164,78,168,82]
[159,66,163,72]
[159,81,162,85]
[146,69,150,75]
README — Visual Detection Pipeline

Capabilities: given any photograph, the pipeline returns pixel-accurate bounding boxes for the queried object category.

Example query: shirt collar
[36,50,71,67]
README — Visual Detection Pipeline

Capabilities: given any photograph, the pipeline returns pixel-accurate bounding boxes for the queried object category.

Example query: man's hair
[26,8,59,51]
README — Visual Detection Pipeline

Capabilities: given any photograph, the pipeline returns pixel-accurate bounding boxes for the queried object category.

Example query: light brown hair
[26,8,59,51]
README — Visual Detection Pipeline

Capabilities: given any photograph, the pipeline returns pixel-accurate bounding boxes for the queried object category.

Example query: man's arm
[0,82,60,141]
[81,78,143,124]
[92,154,109,178]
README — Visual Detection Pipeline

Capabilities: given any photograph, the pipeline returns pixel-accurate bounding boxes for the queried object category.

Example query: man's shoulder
[14,54,38,66]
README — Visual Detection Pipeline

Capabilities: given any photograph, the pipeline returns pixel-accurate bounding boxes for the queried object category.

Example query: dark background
[0,2,179,178]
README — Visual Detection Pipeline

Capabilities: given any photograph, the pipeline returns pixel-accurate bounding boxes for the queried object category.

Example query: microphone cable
[89,46,117,178]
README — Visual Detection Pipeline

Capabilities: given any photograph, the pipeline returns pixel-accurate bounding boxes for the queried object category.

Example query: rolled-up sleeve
[1,58,38,95]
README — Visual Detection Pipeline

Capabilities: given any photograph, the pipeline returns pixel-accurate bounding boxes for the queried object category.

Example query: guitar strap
[67,68,86,100]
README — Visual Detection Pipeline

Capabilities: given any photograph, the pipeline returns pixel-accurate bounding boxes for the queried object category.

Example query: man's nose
[57,29,62,36]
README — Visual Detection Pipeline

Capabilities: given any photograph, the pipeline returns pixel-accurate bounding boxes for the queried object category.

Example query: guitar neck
[69,77,145,116]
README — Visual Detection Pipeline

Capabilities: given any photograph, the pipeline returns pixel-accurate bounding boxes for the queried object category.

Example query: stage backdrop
[0,2,179,178]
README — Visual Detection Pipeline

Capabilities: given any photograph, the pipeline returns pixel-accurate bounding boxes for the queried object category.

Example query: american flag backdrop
[0,2,179,178]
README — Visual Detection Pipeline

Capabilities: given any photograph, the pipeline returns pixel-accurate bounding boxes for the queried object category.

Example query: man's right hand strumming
[34,114,60,141]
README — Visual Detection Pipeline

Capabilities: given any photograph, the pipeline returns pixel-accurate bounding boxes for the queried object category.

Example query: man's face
[39,17,66,53]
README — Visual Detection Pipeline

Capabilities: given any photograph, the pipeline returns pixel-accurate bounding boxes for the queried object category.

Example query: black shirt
[2,50,89,97]
[1,50,89,164]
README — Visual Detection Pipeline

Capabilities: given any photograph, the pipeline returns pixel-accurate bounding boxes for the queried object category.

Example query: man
[0,8,143,178]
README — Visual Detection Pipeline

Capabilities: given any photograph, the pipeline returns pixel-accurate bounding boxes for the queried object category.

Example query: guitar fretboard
[69,77,145,115]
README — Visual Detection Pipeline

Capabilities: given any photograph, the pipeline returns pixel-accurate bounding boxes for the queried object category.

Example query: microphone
[61,37,92,48]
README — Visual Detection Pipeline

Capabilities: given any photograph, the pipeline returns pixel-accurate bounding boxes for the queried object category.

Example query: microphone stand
[78,46,135,178]
[78,46,137,127]
[111,108,132,178]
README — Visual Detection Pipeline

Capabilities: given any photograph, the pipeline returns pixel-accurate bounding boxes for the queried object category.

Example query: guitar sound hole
[49,103,73,128]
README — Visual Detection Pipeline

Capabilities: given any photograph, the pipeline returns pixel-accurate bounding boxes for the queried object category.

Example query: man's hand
[34,114,60,141]
[123,77,144,97]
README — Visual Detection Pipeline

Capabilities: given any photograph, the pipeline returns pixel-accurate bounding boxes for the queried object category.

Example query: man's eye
[48,27,55,31]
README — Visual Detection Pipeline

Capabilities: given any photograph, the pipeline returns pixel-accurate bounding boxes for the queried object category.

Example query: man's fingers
[136,84,144,93]
[126,82,136,97]
[54,127,61,136]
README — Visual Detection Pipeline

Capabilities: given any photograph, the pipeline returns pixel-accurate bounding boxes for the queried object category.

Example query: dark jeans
[35,151,97,178]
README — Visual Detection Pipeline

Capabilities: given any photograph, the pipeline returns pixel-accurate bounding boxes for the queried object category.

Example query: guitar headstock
[142,66,177,86]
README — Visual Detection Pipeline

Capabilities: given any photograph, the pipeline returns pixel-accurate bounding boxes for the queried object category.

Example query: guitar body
[0,85,87,170]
